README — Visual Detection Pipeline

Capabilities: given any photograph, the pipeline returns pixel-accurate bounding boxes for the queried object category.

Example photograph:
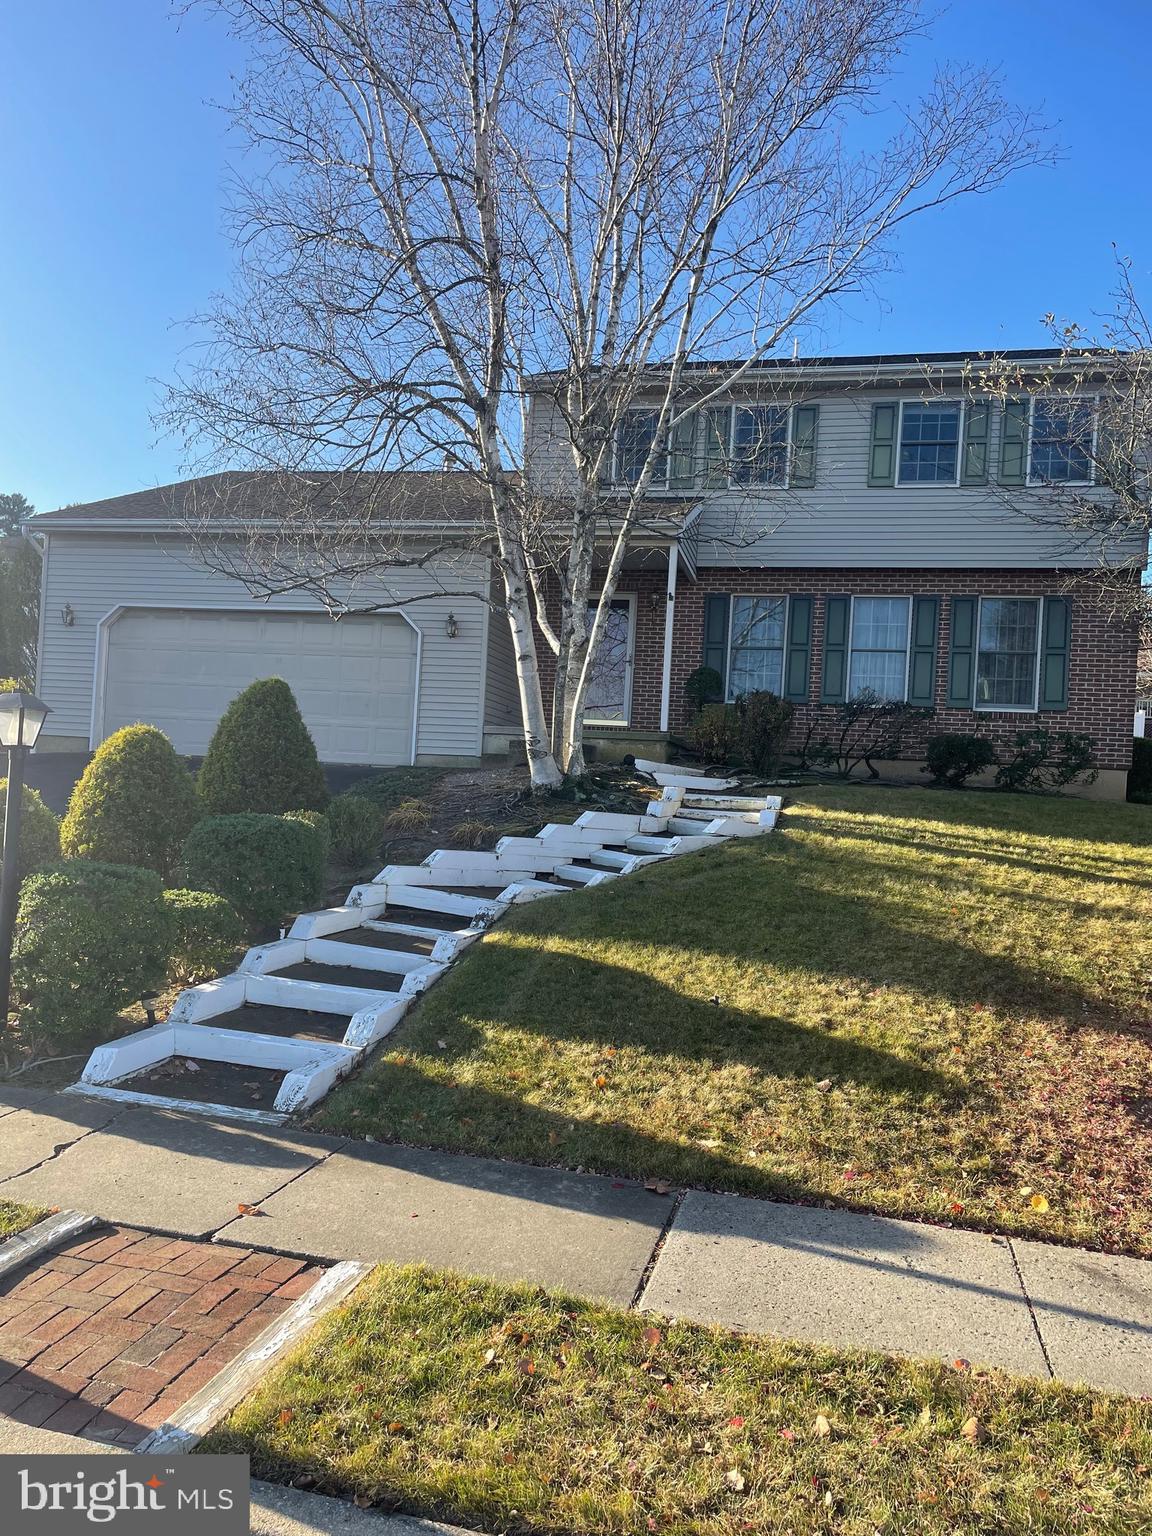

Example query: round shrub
[12,862,169,1047]
[0,779,60,881]
[735,691,795,776]
[178,812,327,932]
[686,702,740,762]
[685,665,723,713]
[60,724,199,875]
[326,795,386,864]
[283,808,331,866]
[196,677,329,815]
[923,733,999,788]
[162,889,246,986]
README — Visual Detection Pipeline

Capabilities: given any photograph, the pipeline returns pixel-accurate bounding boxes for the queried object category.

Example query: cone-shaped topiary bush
[196,678,329,815]
[60,724,199,876]
[0,780,60,882]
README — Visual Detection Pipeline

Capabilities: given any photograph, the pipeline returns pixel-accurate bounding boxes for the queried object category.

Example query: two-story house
[26,350,1145,798]
[525,349,1145,798]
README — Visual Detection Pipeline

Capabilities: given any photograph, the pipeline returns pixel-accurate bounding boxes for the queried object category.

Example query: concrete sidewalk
[0,1088,1149,1395]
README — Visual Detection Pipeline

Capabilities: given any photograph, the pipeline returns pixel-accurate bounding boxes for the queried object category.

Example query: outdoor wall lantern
[60,603,75,626]
[446,612,459,638]
[0,689,51,1027]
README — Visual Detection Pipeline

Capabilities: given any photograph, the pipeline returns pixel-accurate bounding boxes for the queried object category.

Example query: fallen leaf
[482,1347,497,1366]
[779,1428,797,1443]
[643,1326,663,1351]
[594,1075,608,1089]
[387,1421,405,1433]
[725,1469,746,1492]
[644,1180,671,1195]
[353,1493,374,1509]
[728,1415,745,1429]
[1029,1193,1050,1213]
[952,1358,971,1372]
[277,1408,293,1426]
[236,1203,264,1217]
[961,1417,988,1444]
[815,1078,833,1093]
[517,1357,536,1375]
[813,1413,832,1438]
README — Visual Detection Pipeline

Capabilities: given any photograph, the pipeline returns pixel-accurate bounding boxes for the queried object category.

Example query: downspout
[658,541,679,734]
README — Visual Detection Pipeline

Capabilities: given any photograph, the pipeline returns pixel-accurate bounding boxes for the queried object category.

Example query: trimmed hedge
[60,724,199,875]
[12,862,169,1046]
[0,780,60,881]
[178,812,327,932]
[196,678,329,815]
[923,733,998,787]
[326,795,386,865]
[163,889,247,985]
[1130,736,1152,803]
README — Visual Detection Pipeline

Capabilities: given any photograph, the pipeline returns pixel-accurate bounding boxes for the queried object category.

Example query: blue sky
[3,0,1150,513]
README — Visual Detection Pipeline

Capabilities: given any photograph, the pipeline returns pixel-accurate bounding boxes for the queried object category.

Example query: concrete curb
[251,1481,483,1536]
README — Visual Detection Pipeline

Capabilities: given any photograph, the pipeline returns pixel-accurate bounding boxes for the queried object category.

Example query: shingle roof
[29,470,495,528]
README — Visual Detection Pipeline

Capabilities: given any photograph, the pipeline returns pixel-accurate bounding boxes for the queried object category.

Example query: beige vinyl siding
[525,389,1139,570]
[483,572,521,729]
[37,532,492,760]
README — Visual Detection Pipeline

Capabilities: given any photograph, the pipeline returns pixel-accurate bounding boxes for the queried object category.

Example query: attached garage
[99,608,419,765]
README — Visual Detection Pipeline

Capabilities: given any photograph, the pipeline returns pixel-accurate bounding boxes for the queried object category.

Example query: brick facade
[584,567,1139,772]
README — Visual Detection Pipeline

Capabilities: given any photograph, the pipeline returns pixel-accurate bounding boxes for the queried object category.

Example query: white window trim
[846,594,914,702]
[725,593,790,702]
[583,592,636,727]
[895,397,964,488]
[1025,395,1097,488]
[611,404,793,493]
[972,594,1044,713]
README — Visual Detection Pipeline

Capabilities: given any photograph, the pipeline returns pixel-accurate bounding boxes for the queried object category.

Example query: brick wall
[634,568,1135,771]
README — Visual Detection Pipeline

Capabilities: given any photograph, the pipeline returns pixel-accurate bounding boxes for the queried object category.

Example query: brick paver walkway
[0,1225,325,1445]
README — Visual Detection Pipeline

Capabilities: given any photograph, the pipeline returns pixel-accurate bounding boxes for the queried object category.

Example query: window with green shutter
[867,403,898,486]
[821,595,851,702]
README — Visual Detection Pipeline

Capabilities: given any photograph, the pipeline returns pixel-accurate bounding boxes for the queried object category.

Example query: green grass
[315,786,1152,1255]
[203,1263,1152,1535]
[0,1200,48,1239]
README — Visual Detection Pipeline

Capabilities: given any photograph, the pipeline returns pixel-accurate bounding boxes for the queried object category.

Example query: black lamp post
[0,689,50,1026]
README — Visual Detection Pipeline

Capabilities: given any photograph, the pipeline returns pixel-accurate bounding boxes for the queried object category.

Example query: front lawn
[314,787,1152,1255]
[204,1263,1152,1535]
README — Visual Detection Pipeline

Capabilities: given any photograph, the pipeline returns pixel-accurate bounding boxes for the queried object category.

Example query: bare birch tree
[163,0,1048,785]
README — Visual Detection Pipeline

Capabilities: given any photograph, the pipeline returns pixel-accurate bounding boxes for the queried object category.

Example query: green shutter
[868,403,898,486]
[908,596,940,706]
[821,595,850,703]
[946,596,979,707]
[998,399,1030,485]
[961,400,991,484]
[790,404,819,487]
[702,594,731,700]
[667,412,696,489]
[784,595,812,701]
[1040,597,1071,711]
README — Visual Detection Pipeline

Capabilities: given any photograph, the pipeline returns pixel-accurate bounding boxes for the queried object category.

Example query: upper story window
[1029,398,1094,484]
[897,402,962,485]
[848,596,911,700]
[613,403,795,490]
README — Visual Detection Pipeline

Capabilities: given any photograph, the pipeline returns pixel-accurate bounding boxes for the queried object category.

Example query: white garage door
[102,608,418,765]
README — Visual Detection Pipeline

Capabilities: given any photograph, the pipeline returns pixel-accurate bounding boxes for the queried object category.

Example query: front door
[583,598,634,724]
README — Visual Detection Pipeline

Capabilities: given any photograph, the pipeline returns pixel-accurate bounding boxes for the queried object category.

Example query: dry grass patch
[204,1264,1152,1535]
[315,787,1152,1254]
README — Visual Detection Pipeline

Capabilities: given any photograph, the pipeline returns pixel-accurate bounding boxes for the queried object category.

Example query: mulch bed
[117,1059,286,1112]
[0,1225,325,1446]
